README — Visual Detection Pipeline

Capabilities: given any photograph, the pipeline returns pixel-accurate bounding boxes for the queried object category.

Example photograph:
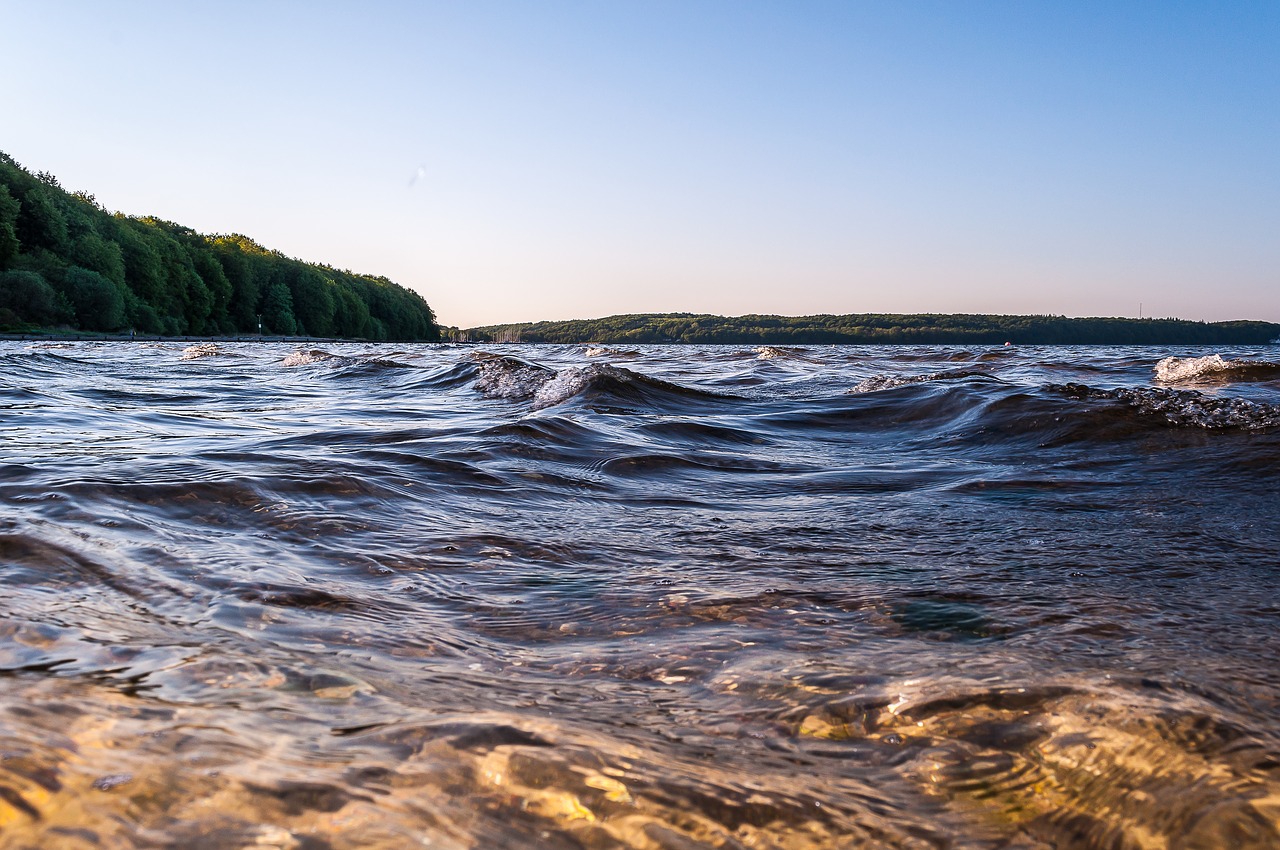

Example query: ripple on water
[1,341,1279,847]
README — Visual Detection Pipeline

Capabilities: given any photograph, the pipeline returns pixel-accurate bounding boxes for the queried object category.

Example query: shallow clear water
[1,340,1279,849]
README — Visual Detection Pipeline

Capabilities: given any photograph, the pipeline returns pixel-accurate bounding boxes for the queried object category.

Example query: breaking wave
[755,345,810,360]
[849,368,998,393]
[1155,354,1280,384]
[181,343,241,360]
[472,352,556,400]
[473,354,734,410]
[1050,382,1280,430]
[281,348,411,369]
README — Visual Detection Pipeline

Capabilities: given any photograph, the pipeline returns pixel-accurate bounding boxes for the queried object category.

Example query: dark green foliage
[114,222,167,307]
[192,251,233,330]
[0,270,71,326]
[333,282,372,338]
[260,280,298,335]
[280,264,335,337]
[70,232,126,287]
[466,312,1280,346]
[5,170,69,255]
[0,185,19,269]
[59,266,127,330]
[126,292,164,334]
[0,152,439,339]
[209,236,264,331]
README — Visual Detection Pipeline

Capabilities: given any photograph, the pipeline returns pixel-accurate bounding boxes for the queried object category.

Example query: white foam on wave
[473,354,555,400]
[181,343,240,360]
[530,364,634,410]
[282,349,350,367]
[1054,382,1280,431]
[472,356,642,409]
[282,349,412,369]
[530,367,594,409]
[754,345,810,361]
[849,369,992,393]
[583,346,638,358]
[1154,354,1277,383]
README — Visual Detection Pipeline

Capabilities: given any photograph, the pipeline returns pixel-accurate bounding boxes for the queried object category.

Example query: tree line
[464,312,1280,345]
[0,152,439,340]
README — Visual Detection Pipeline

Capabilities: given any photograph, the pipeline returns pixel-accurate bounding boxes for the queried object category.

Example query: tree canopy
[463,312,1280,346]
[0,152,439,340]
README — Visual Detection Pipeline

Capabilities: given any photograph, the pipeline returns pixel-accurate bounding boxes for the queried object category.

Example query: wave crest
[473,355,730,410]
[282,349,410,369]
[181,343,240,360]
[472,353,556,400]
[1050,382,1280,431]
[755,345,809,361]
[849,369,996,393]
[1155,354,1280,384]
[282,349,352,367]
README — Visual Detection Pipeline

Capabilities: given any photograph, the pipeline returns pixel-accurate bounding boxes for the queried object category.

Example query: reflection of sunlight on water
[4,666,1277,848]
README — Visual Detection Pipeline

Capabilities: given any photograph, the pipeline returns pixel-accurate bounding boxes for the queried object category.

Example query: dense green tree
[59,266,127,330]
[115,222,168,307]
[260,280,298,335]
[191,250,234,332]
[333,282,372,338]
[0,270,71,326]
[0,185,20,268]
[0,152,439,338]
[69,232,126,287]
[10,180,68,255]
[280,264,335,337]
[209,236,264,332]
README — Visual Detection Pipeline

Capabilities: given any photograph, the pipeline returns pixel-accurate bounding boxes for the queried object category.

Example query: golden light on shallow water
[3,662,1278,849]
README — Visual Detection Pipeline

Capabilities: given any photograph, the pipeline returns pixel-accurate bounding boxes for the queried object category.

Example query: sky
[2,1,1277,327]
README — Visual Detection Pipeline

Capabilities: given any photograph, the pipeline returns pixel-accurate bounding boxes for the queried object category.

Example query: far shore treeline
[463,313,1280,346]
[0,152,439,340]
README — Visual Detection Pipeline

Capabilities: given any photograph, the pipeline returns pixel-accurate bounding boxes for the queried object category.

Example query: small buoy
[1004,341,1012,346]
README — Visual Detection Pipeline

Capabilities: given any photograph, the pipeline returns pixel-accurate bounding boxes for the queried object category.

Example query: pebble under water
[1,340,1279,849]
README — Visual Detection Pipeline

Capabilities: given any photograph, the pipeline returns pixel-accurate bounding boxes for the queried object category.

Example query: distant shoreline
[460,312,1280,346]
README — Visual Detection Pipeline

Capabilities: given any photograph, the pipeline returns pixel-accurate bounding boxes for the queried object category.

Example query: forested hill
[0,152,439,339]
[465,312,1280,345]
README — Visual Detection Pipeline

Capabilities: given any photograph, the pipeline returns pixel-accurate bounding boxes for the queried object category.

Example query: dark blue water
[2,341,1278,849]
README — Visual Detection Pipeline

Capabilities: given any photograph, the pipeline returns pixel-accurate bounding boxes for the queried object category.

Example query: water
[2,340,1279,849]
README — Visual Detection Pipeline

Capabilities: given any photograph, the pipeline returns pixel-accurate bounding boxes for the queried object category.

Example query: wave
[181,343,241,360]
[849,368,998,393]
[473,354,733,411]
[1049,382,1280,431]
[472,353,556,400]
[754,345,809,361]
[282,349,356,367]
[532,364,734,411]
[1155,354,1280,384]
[281,348,412,370]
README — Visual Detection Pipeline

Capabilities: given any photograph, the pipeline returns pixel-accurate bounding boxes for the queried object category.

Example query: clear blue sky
[3,1,1277,327]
